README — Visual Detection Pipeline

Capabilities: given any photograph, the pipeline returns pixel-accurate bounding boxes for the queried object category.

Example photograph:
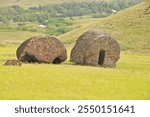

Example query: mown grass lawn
[0,46,149,99]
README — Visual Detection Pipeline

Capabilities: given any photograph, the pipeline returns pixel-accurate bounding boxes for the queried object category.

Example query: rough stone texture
[4,60,22,66]
[71,29,120,68]
[16,36,67,64]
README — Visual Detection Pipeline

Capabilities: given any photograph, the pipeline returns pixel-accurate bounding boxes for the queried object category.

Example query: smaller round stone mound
[4,60,22,66]
[16,36,67,64]
[71,29,120,68]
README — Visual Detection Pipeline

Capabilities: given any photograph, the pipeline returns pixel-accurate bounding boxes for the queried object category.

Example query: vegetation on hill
[0,17,99,43]
[0,0,143,7]
[0,0,103,7]
[0,0,143,23]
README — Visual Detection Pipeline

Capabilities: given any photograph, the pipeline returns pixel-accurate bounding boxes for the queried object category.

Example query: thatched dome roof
[71,29,120,68]
[16,36,67,64]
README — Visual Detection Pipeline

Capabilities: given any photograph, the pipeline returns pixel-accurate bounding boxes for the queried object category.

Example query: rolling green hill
[0,0,143,23]
[0,0,143,7]
[0,0,108,7]
[59,1,150,55]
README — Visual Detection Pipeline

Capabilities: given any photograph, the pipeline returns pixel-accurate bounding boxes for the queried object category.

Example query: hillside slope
[59,1,150,54]
[0,0,143,7]
[0,0,108,7]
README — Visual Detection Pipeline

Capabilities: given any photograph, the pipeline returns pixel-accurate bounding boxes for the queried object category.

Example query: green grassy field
[0,44,150,99]
[0,48,150,99]
[0,1,150,100]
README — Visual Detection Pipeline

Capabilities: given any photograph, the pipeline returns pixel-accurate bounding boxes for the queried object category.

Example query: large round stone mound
[16,36,67,64]
[71,29,120,68]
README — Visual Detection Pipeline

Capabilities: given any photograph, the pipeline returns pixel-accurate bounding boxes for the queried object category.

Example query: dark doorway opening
[98,50,105,66]
[52,58,62,64]
[23,54,38,63]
